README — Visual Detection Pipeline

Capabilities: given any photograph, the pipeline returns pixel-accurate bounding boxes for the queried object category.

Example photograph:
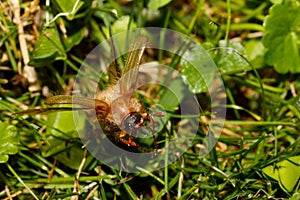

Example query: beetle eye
[123,112,143,130]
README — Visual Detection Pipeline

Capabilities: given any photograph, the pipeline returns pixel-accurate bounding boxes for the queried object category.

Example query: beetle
[18,36,162,154]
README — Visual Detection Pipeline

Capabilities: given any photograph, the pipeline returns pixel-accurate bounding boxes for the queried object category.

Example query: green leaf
[208,40,252,75]
[262,0,300,74]
[46,107,84,137]
[270,0,283,4]
[0,122,19,163]
[102,15,137,37]
[29,25,67,67]
[181,59,212,93]
[289,193,300,200]
[245,40,266,69]
[262,156,300,193]
[40,105,93,169]
[101,16,138,58]
[52,0,86,20]
[42,105,86,157]
[112,16,136,33]
[62,25,86,52]
[160,76,185,111]
[181,44,215,93]
[147,0,172,10]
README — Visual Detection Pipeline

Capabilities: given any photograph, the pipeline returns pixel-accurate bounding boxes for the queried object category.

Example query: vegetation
[0,0,299,199]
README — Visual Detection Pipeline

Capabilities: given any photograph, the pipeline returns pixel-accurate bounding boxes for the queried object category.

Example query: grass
[0,0,300,199]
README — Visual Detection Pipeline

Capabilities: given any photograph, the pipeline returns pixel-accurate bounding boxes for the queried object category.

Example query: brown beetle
[18,36,162,153]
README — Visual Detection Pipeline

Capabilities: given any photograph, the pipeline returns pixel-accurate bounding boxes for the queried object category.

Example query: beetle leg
[141,113,158,153]
[119,130,151,153]
[119,131,138,147]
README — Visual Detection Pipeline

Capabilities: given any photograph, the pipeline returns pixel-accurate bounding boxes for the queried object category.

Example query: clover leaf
[0,123,19,163]
[262,0,300,74]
